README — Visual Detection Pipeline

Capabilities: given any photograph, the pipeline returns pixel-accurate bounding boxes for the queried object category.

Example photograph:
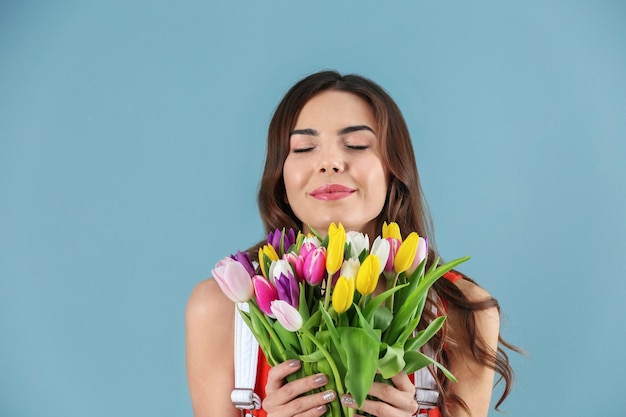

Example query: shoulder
[186,278,235,325]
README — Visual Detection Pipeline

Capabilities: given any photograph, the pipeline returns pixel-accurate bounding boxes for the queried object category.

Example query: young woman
[186,71,517,417]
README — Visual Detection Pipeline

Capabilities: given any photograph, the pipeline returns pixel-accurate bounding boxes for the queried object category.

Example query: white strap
[231,303,262,411]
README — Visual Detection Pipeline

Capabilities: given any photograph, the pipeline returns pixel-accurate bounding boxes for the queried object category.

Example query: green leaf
[395,316,421,346]
[353,304,382,342]
[378,343,406,379]
[404,350,457,382]
[319,304,348,365]
[362,282,408,322]
[338,327,379,408]
[272,320,300,352]
[372,306,393,332]
[299,349,325,362]
[405,316,447,352]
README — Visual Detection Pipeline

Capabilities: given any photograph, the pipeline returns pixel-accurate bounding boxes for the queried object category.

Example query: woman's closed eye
[345,144,369,150]
[292,146,315,153]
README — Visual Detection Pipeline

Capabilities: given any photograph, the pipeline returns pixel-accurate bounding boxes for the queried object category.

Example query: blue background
[1,1,625,416]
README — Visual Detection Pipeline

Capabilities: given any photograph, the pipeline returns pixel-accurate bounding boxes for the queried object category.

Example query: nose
[318,154,345,174]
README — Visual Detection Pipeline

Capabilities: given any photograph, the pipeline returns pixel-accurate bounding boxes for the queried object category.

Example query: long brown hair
[256,70,517,415]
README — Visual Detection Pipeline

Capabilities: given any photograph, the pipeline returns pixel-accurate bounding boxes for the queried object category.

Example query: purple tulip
[267,228,297,255]
[274,262,299,308]
[253,275,278,317]
[211,257,254,303]
[230,250,256,277]
[303,246,326,286]
[270,300,303,332]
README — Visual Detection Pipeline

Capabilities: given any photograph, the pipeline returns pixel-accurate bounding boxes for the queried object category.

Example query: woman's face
[283,90,388,238]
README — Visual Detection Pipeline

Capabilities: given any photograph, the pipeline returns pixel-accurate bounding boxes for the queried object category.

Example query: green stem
[300,328,349,417]
[323,272,333,310]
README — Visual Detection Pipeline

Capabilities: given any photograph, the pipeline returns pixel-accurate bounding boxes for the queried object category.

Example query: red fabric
[252,271,462,416]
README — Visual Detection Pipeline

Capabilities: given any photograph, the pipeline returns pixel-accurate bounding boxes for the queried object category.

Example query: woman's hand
[340,371,418,417]
[262,360,337,417]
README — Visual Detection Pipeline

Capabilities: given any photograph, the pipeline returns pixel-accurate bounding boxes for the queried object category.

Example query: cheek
[282,159,303,199]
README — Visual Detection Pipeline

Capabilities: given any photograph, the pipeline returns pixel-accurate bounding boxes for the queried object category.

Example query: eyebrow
[289,125,376,137]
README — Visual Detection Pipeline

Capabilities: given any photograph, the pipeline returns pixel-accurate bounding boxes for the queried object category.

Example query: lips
[310,184,356,201]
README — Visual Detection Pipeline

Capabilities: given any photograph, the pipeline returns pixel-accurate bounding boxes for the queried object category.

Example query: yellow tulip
[355,254,381,295]
[393,232,419,273]
[326,222,346,275]
[332,275,354,313]
[258,244,279,278]
[382,221,402,241]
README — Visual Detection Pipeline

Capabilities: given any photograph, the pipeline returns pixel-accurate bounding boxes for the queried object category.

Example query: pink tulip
[300,241,318,260]
[270,300,303,332]
[303,246,326,286]
[212,257,254,303]
[384,238,401,273]
[253,275,279,316]
[283,252,305,282]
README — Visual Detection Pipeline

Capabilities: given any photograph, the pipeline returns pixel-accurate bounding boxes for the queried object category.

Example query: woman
[186,71,517,417]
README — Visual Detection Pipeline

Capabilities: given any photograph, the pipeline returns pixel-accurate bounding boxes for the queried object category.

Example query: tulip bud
[270,300,303,332]
[326,222,346,275]
[258,244,279,278]
[332,276,355,314]
[355,254,381,296]
[340,258,360,280]
[407,236,428,275]
[212,257,254,303]
[274,266,300,308]
[384,238,401,273]
[303,246,326,286]
[394,232,419,273]
[231,250,256,277]
[370,236,390,275]
[382,221,402,241]
[346,231,369,260]
[253,275,278,316]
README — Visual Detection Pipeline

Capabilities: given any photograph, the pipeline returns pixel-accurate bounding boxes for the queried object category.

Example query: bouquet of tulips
[212,222,469,417]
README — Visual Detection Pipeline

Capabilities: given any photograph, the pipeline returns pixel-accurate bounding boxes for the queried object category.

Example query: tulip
[355,254,381,296]
[268,228,297,256]
[274,263,300,308]
[382,221,402,241]
[271,300,303,332]
[407,236,428,275]
[258,244,279,278]
[394,232,419,273]
[384,237,401,273]
[212,257,254,303]
[346,231,369,260]
[326,222,346,275]
[370,236,390,275]
[303,246,326,286]
[300,240,319,261]
[340,258,360,280]
[283,252,304,282]
[253,275,278,316]
[230,250,256,277]
[332,275,355,313]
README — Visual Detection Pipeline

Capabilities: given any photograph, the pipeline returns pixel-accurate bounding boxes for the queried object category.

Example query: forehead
[294,90,376,129]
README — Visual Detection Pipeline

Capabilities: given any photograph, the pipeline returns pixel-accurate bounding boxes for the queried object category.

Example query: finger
[368,381,417,414]
[267,390,336,417]
[263,373,331,410]
[265,360,302,393]
[389,370,414,393]
[341,394,398,417]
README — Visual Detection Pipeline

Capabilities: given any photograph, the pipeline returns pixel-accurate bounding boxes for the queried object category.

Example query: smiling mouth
[310,184,356,201]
